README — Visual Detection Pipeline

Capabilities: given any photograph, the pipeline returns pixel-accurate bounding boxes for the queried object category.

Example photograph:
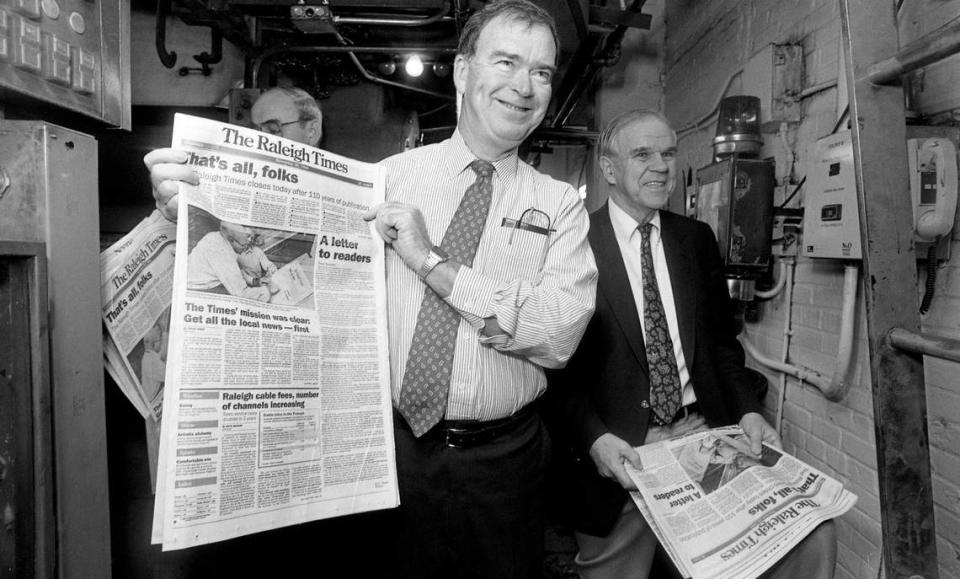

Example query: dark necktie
[398,159,495,437]
[639,222,683,425]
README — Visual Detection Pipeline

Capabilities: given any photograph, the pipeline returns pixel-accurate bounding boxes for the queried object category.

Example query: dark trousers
[390,410,549,579]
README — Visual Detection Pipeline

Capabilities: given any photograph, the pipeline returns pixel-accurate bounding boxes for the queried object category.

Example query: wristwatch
[418,245,449,279]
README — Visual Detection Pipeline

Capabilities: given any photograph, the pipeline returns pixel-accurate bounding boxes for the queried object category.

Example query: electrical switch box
[743,43,804,131]
[802,130,862,259]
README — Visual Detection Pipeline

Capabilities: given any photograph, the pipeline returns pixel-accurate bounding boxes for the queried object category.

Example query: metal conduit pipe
[888,328,960,364]
[551,0,648,128]
[754,260,788,300]
[773,258,795,434]
[868,13,960,84]
[826,263,859,401]
[742,263,859,402]
[741,329,830,391]
[334,1,451,27]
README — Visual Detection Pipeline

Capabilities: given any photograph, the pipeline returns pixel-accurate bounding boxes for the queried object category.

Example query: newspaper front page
[152,113,397,550]
[101,210,177,420]
[627,426,857,579]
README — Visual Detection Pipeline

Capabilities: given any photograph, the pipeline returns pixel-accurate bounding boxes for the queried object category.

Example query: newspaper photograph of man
[185,206,316,306]
[675,433,783,495]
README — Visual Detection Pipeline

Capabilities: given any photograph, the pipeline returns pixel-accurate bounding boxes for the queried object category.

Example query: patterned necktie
[398,159,495,437]
[639,222,683,425]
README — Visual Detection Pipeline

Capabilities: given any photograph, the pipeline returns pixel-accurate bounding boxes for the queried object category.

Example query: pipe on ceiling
[251,44,457,99]
[334,1,452,27]
[551,0,648,128]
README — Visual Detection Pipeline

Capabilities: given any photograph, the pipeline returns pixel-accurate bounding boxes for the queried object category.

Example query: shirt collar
[444,130,519,179]
[608,199,661,241]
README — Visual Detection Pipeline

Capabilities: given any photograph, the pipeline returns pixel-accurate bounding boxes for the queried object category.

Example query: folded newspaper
[101,209,176,422]
[147,113,398,550]
[626,426,856,579]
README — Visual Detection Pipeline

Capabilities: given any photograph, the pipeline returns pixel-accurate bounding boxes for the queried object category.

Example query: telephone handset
[908,137,958,314]
[908,137,958,242]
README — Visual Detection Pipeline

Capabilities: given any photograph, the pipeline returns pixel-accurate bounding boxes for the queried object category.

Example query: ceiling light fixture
[405,55,424,77]
[377,60,397,76]
[432,62,451,78]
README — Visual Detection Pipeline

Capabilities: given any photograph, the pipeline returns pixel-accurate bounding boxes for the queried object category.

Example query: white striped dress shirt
[380,131,597,421]
[608,201,696,406]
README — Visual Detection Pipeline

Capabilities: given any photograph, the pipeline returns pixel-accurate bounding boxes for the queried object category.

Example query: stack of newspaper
[626,426,857,579]
[101,209,177,422]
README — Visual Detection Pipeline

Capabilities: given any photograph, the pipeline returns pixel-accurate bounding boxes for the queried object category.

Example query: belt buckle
[444,426,471,448]
[444,429,458,448]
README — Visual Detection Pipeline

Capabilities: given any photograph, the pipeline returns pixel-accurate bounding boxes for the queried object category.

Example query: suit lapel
[591,206,648,373]
[660,212,697,367]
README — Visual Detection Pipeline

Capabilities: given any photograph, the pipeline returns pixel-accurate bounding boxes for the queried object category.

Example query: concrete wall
[652,2,960,578]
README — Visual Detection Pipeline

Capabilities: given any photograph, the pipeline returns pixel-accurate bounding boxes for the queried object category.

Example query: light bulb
[432,62,451,78]
[405,55,424,77]
[377,60,397,76]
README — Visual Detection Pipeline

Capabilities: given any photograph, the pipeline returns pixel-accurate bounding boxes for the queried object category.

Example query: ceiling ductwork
[154,0,652,134]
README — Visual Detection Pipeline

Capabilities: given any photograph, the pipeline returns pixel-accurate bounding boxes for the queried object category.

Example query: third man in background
[146,86,322,220]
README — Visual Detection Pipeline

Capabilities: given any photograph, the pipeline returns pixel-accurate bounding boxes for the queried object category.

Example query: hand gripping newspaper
[626,426,857,579]
[150,113,398,550]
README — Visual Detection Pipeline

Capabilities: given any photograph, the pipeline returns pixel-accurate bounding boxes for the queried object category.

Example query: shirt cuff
[446,265,502,331]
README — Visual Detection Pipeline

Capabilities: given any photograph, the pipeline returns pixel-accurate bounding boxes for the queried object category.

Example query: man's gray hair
[271,86,322,123]
[597,109,676,160]
[457,0,560,64]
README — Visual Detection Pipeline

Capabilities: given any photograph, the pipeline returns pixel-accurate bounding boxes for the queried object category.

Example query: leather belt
[394,406,535,448]
[649,402,701,426]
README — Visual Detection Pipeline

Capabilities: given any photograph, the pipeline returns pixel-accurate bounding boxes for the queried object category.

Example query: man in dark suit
[544,109,836,578]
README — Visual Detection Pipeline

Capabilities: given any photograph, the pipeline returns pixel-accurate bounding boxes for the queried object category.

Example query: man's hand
[739,412,782,457]
[144,148,199,221]
[362,202,432,272]
[588,433,643,490]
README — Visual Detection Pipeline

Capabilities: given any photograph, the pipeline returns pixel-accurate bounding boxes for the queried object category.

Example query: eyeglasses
[503,207,554,244]
[257,119,303,135]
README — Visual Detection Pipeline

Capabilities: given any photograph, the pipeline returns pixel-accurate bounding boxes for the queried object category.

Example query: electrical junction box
[802,130,863,259]
[742,43,804,131]
[695,157,776,277]
[772,207,803,257]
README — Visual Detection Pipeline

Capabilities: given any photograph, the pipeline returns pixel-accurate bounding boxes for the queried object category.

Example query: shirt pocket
[488,222,551,283]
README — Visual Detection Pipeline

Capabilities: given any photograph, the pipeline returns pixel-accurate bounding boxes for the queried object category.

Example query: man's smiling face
[453,14,556,161]
[601,115,678,223]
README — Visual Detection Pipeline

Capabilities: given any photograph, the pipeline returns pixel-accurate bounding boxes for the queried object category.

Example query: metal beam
[838,1,939,577]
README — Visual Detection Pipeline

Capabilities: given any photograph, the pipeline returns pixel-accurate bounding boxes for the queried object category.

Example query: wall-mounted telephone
[907,136,958,314]
[907,137,958,242]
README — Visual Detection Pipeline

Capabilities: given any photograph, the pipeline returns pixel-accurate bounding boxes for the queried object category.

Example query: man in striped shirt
[362,1,596,577]
[146,3,596,572]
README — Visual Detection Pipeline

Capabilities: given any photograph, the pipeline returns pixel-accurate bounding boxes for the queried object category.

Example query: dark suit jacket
[543,204,762,536]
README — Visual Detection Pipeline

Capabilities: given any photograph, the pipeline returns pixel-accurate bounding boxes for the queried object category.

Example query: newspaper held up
[152,113,397,551]
[101,209,177,420]
[626,426,857,579]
